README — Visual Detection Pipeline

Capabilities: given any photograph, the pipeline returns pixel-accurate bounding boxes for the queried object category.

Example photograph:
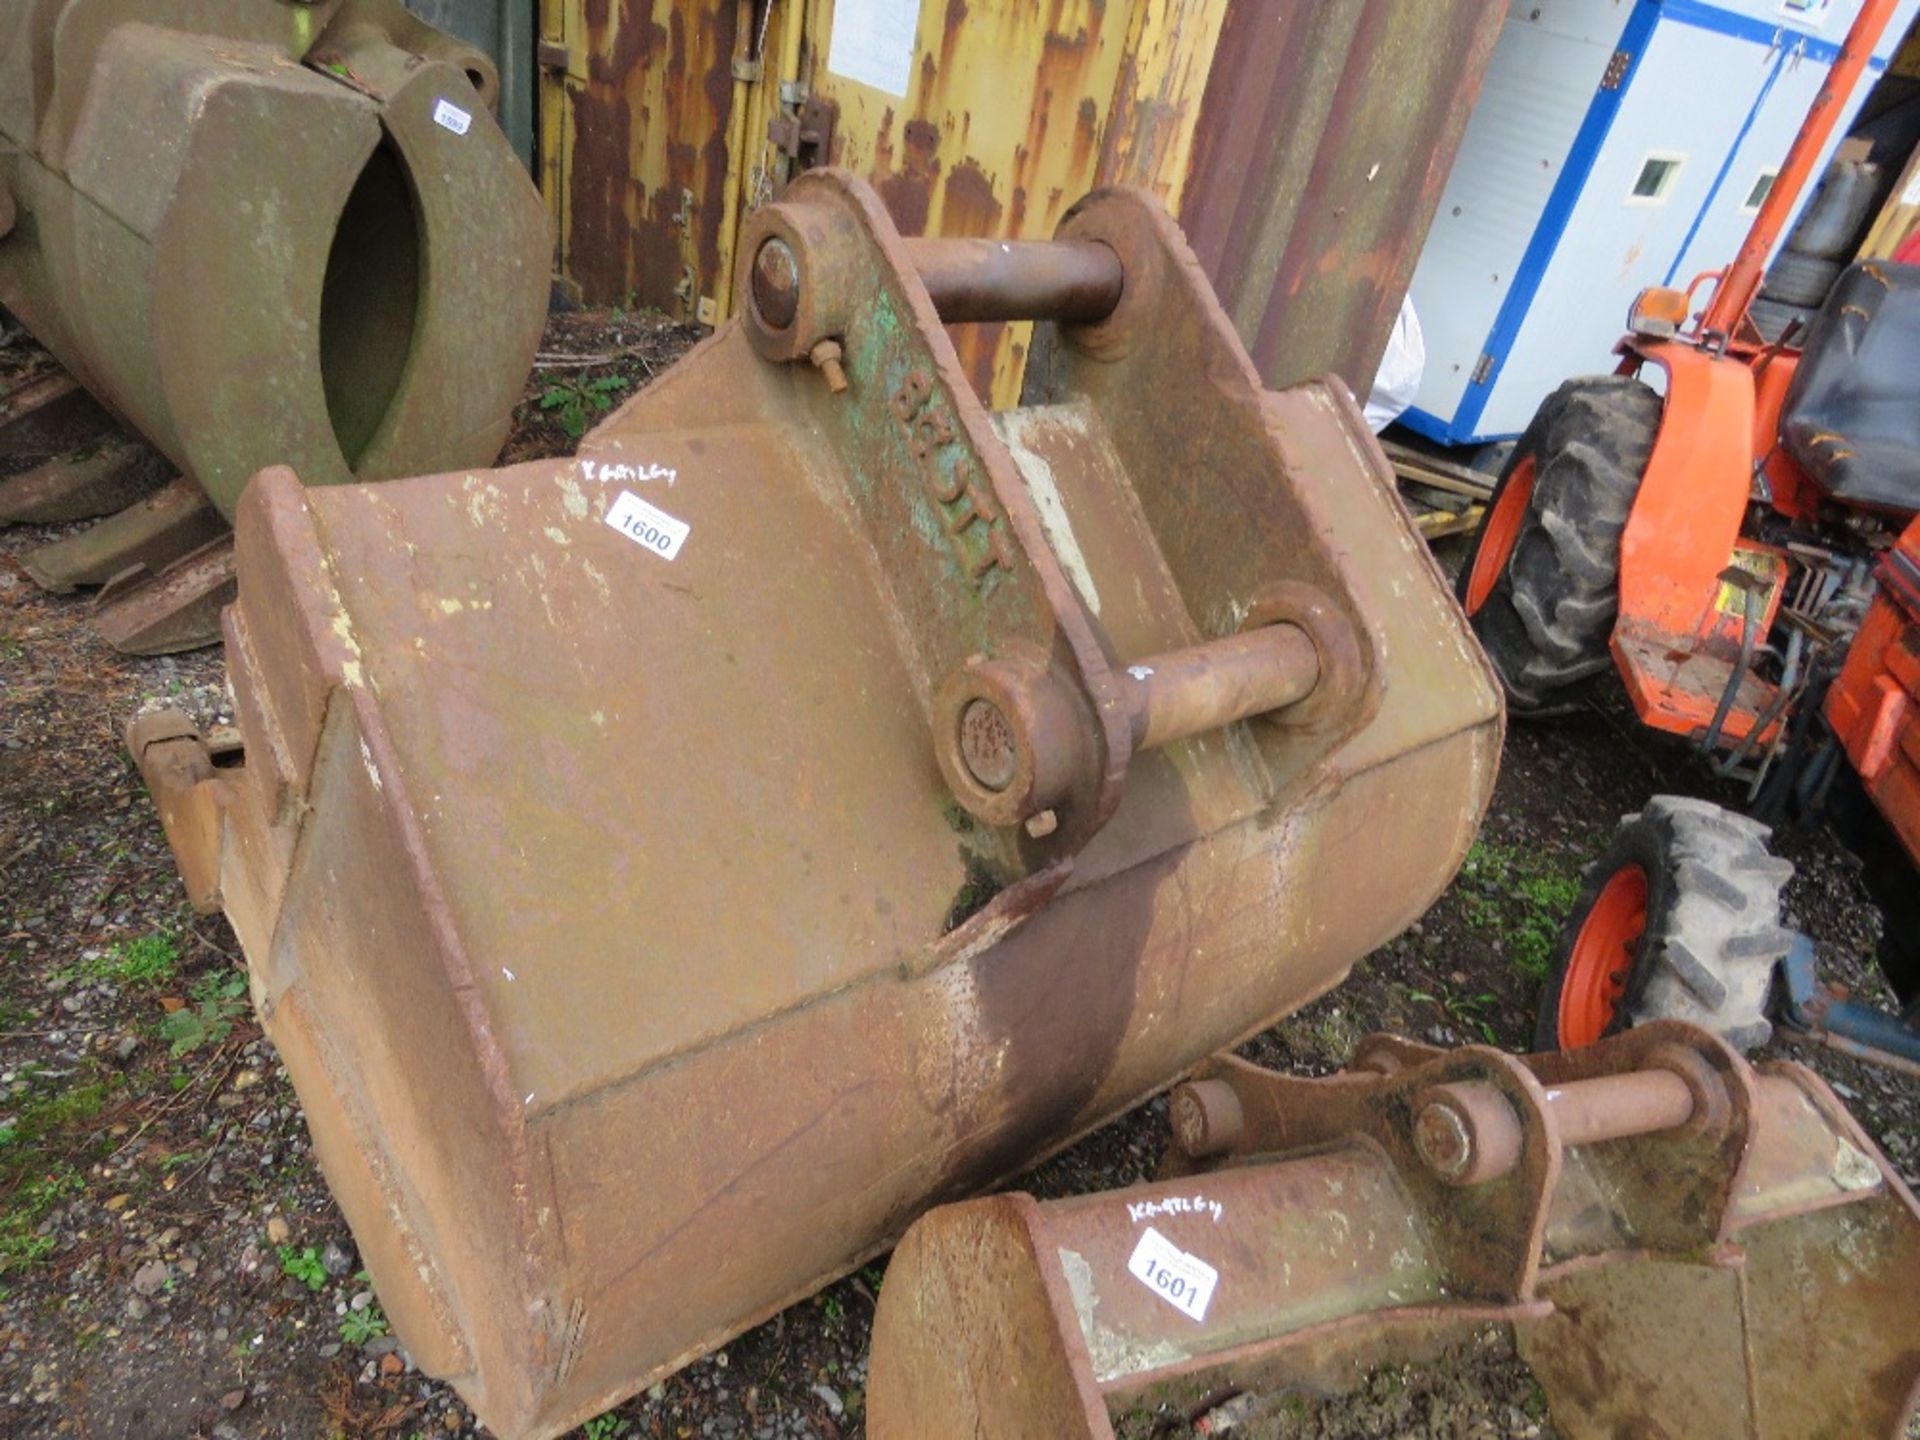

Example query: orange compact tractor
[1458,0,1920,1069]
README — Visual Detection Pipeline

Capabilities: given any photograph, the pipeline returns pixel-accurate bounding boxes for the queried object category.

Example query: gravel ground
[2,314,1914,1439]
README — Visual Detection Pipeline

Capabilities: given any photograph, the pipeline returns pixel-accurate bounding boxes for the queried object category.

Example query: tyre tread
[1460,377,1660,714]
[1624,797,1796,1049]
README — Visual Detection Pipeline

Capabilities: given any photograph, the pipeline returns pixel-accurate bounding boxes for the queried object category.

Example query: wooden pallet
[1382,438,1494,542]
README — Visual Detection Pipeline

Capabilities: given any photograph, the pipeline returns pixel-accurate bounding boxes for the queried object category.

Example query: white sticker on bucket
[433,98,473,135]
[1126,1226,1218,1323]
[605,489,690,561]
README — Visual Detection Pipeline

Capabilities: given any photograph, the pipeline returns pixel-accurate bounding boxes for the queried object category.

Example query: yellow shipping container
[537,0,1506,403]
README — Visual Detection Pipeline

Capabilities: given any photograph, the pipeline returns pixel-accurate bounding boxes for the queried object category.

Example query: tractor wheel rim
[1558,862,1647,1048]
[1463,454,1537,616]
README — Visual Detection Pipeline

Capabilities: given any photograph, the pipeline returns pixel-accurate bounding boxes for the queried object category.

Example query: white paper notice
[1902,166,1920,209]
[1126,1227,1218,1323]
[605,490,690,561]
[826,0,920,99]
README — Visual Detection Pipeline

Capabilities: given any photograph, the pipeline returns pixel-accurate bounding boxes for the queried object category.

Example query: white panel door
[1407,0,1632,426]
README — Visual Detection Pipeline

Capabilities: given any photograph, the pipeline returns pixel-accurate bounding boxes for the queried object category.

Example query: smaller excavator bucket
[2,0,550,651]
[867,1023,1920,1439]
[0,0,550,517]
[131,171,1502,1438]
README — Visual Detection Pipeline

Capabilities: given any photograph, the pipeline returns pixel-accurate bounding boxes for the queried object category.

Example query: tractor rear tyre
[1457,377,1661,715]
[1536,796,1796,1053]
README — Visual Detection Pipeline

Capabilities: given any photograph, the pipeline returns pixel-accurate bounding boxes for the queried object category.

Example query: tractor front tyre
[1457,376,1661,715]
[1536,796,1797,1053]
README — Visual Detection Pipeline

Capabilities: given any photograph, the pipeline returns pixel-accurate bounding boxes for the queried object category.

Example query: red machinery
[1458,0,1920,1065]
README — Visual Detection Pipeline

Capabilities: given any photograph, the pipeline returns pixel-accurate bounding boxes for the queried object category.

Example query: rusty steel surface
[541,0,1504,403]
[0,371,160,525]
[92,536,238,657]
[21,476,224,595]
[132,171,1500,1439]
[1118,626,1320,753]
[904,237,1126,325]
[866,1023,1920,1439]
[1178,0,1507,393]
[0,0,549,520]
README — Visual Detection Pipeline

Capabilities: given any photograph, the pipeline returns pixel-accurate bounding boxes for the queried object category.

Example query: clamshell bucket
[0,0,549,518]
[131,171,1501,1439]
[868,1025,1920,1439]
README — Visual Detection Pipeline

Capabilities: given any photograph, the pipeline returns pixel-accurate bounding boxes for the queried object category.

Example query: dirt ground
[2,313,1914,1440]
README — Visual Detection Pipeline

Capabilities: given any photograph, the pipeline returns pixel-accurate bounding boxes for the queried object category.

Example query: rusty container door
[539,0,749,321]
[539,0,1505,404]
[793,0,1155,397]
[1175,0,1506,394]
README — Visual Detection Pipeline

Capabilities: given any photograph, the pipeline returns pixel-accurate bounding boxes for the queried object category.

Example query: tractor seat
[1779,260,1920,514]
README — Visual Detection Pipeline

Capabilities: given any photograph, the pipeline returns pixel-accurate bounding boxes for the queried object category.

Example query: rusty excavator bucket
[130,171,1502,1438]
[868,1025,1920,1439]
[0,0,549,648]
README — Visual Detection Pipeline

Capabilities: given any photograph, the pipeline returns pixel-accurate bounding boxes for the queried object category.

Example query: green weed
[580,1414,633,1439]
[339,1303,389,1345]
[278,1244,329,1291]
[158,971,248,1057]
[538,375,631,439]
[1455,841,1582,980]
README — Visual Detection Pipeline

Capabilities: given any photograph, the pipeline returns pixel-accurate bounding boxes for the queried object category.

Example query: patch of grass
[339,1303,389,1345]
[93,932,179,987]
[278,1244,330,1292]
[0,1078,115,1176]
[0,1163,85,1272]
[1311,1007,1361,1060]
[580,1414,633,1439]
[1522,1377,1550,1421]
[1455,840,1583,981]
[157,970,248,1057]
[538,374,631,439]
[1405,982,1502,1045]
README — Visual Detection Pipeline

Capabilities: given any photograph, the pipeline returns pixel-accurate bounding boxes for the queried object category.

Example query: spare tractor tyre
[1537,795,1796,1053]
[1761,250,1845,309]
[1457,376,1661,714]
